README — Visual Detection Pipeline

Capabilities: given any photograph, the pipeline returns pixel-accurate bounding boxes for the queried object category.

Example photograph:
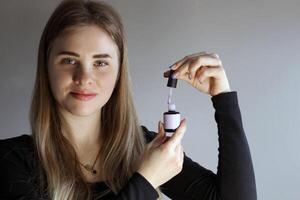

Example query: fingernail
[188,74,192,80]
[169,65,173,69]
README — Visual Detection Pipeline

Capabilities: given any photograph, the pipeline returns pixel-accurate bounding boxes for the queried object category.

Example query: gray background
[0,0,299,199]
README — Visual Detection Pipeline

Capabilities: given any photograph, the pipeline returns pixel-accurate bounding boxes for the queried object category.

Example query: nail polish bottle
[163,69,181,137]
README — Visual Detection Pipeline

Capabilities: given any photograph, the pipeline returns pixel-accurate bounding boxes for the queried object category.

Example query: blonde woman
[0,0,256,199]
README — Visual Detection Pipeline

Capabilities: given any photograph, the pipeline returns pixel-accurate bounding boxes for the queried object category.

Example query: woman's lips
[70,92,97,101]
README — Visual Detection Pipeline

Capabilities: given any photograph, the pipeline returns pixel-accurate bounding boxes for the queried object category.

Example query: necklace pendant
[84,164,97,175]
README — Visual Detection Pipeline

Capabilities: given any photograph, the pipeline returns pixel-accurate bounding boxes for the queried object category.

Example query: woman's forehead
[51,25,118,57]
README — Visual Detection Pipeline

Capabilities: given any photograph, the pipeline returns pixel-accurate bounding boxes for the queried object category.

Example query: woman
[0,0,257,199]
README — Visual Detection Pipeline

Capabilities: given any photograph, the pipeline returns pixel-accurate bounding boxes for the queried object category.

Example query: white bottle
[163,69,181,137]
[163,103,181,137]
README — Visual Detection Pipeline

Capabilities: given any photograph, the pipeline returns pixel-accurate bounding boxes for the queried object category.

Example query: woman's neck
[59,108,102,155]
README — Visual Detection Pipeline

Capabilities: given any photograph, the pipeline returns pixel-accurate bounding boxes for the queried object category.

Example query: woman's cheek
[96,74,114,91]
[49,70,72,101]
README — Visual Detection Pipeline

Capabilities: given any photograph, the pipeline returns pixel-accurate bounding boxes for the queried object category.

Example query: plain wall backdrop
[0,0,299,199]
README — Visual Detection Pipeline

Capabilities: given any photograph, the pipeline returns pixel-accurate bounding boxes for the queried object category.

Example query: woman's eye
[62,58,76,65]
[60,58,108,68]
[95,60,108,68]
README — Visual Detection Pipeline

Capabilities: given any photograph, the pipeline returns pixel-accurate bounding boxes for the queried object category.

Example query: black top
[0,91,257,200]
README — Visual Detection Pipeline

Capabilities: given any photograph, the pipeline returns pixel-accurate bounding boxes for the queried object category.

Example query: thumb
[151,121,165,147]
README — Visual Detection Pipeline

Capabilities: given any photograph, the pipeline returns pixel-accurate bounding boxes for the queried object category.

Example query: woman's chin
[61,103,101,117]
[70,105,102,116]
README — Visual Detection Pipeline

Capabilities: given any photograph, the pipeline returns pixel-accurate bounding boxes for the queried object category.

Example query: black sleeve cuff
[132,172,159,198]
[211,91,239,111]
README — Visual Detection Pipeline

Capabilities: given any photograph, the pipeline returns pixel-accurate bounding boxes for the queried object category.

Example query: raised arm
[148,91,257,200]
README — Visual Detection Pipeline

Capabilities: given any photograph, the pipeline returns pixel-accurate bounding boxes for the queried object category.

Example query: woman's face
[47,25,119,116]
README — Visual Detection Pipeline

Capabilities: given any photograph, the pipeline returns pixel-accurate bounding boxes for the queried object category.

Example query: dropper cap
[167,70,177,88]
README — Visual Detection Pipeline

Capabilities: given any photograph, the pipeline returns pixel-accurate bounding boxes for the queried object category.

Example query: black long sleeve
[0,91,256,200]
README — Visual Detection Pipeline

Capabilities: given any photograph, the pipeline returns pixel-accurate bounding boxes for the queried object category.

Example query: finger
[197,66,224,83]
[188,55,223,80]
[164,52,208,79]
[164,52,220,79]
[172,59,192,80]
[169,51,207,70]
[173,54,222,79]
[187,59,200,80]
[163,68,190,79]
[164,118,187,150]
[194,55,223,68]
[157,121,166,139]
[208,53,220,59]
[163,68,189,80]
[151,121,165,148]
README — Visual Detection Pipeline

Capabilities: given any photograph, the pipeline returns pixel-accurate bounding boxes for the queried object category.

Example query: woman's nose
[73,67,93,86]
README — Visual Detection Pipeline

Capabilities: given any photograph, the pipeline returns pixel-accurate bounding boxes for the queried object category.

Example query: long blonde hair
[30,0,162,199]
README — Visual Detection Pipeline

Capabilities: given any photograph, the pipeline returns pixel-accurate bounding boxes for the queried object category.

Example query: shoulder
[0,134,34,162]
[0,134,33,149]
[0,134,38,198]
[141,125,158,143]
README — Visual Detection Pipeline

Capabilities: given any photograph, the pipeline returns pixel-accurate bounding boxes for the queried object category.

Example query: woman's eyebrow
[56,51,112,59]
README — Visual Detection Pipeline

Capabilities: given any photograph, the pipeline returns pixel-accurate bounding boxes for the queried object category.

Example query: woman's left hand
[164,52,231,96]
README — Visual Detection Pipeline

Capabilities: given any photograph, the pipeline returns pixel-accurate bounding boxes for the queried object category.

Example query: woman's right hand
[137,119,187,189]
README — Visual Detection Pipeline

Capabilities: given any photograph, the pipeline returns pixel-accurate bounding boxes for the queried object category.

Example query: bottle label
[163,113,181,131]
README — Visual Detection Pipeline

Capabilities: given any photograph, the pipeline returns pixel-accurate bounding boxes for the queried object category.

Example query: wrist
[211,88,231,97]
